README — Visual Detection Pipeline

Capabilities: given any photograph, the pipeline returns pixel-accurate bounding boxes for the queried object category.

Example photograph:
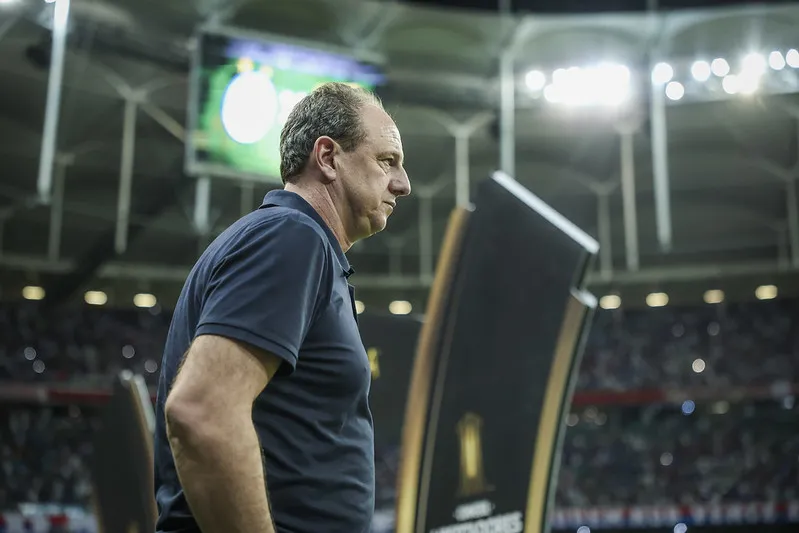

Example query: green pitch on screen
[198,58,375,180]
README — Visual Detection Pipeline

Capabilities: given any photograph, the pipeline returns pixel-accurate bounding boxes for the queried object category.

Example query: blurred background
[1,0,799,531]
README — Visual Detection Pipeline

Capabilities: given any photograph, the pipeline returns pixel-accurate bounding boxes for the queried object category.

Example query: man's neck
[283,183,353,252]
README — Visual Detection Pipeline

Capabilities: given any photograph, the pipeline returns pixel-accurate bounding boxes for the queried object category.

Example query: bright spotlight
[651,62,674,85]
[84,291,108,306]
[703,290,724,304]
[722,75,739,95]
[599,295,621,310]
[525,70,546,91]
[711,58,730,77]
[755,284,778,300]
[691,60,711,82]
[646,292,669,308]
[786,49,799,68]
[389,300,412,315]
[742,52,767,76]
[665,81,684,101]
[354,300,365,314]
[769,51,786,70]
[133,293,157,308]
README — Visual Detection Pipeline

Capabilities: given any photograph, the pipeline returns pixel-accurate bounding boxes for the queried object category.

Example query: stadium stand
[0,299,797,530]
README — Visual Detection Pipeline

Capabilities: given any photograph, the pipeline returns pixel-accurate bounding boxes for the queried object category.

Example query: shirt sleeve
[195,214,329,374]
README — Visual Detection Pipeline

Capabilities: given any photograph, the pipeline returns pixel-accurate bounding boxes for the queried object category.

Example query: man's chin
[369,216,388,236]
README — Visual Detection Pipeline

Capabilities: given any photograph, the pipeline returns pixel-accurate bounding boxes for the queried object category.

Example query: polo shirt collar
[261,190,354,278]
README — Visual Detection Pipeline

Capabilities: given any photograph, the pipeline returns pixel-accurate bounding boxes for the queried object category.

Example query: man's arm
[164,334,282,533]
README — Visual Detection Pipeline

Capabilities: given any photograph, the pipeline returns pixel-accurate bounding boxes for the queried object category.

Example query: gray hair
[279,82,383,184]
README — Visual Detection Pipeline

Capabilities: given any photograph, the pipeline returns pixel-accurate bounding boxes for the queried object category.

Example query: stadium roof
[1,0,799,310]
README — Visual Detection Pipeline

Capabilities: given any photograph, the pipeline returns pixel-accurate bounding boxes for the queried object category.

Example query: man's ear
[312,136,338,184]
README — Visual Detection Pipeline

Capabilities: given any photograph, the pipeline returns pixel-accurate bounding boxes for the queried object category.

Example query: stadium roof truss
[0,0,798,307]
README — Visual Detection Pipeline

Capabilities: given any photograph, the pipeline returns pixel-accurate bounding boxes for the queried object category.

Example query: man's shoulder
[238,206,328,249]
[210,206,329,259]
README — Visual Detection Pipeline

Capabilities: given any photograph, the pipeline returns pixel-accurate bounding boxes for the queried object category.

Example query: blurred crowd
[0,298,798,513]
[0,405,95,510]
[3,299,798,390]
[0,304,169,385]
[556,399,799,507]
[579,299,799,390]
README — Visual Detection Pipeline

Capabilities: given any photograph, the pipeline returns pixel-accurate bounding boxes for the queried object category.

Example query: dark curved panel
[396,173,599,533]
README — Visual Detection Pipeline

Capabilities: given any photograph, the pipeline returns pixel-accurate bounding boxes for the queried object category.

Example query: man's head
[279,82,411,243]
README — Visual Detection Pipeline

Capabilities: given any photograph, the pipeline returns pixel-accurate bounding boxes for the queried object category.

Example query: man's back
[153,191,375,532]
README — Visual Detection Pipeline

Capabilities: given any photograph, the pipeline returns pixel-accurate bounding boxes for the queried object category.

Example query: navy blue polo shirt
[153,190,375,533]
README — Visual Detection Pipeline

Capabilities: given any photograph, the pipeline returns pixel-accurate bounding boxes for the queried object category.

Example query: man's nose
[390,168,411,198]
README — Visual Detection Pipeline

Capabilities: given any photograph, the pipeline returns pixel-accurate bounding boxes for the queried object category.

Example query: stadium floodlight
[22,286,45,300]
[599,295,621,310]
[524,69,546,91]
[646,292,669,307]
[786,49,799,68]
[651,62,674,85]
[389,300,412,315]
[85,290,108,306]
[703,289,724,304]
[769,51,786,70]
[690,60,711,81]
[133,293,157,308]
[711,58,730,77]
[755,284,778,300]
[545,62,631,107]
[665,81,684,101]
[552,67,568,84]
[738,72,760,95]
[543,84,562,103]
[722,74,739,95]
[741,52,767,77]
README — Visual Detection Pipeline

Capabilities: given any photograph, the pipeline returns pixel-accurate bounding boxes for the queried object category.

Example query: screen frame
[184,24,386,184]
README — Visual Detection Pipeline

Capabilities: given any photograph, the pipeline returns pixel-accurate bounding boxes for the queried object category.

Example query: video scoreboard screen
[186,28,384,183]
